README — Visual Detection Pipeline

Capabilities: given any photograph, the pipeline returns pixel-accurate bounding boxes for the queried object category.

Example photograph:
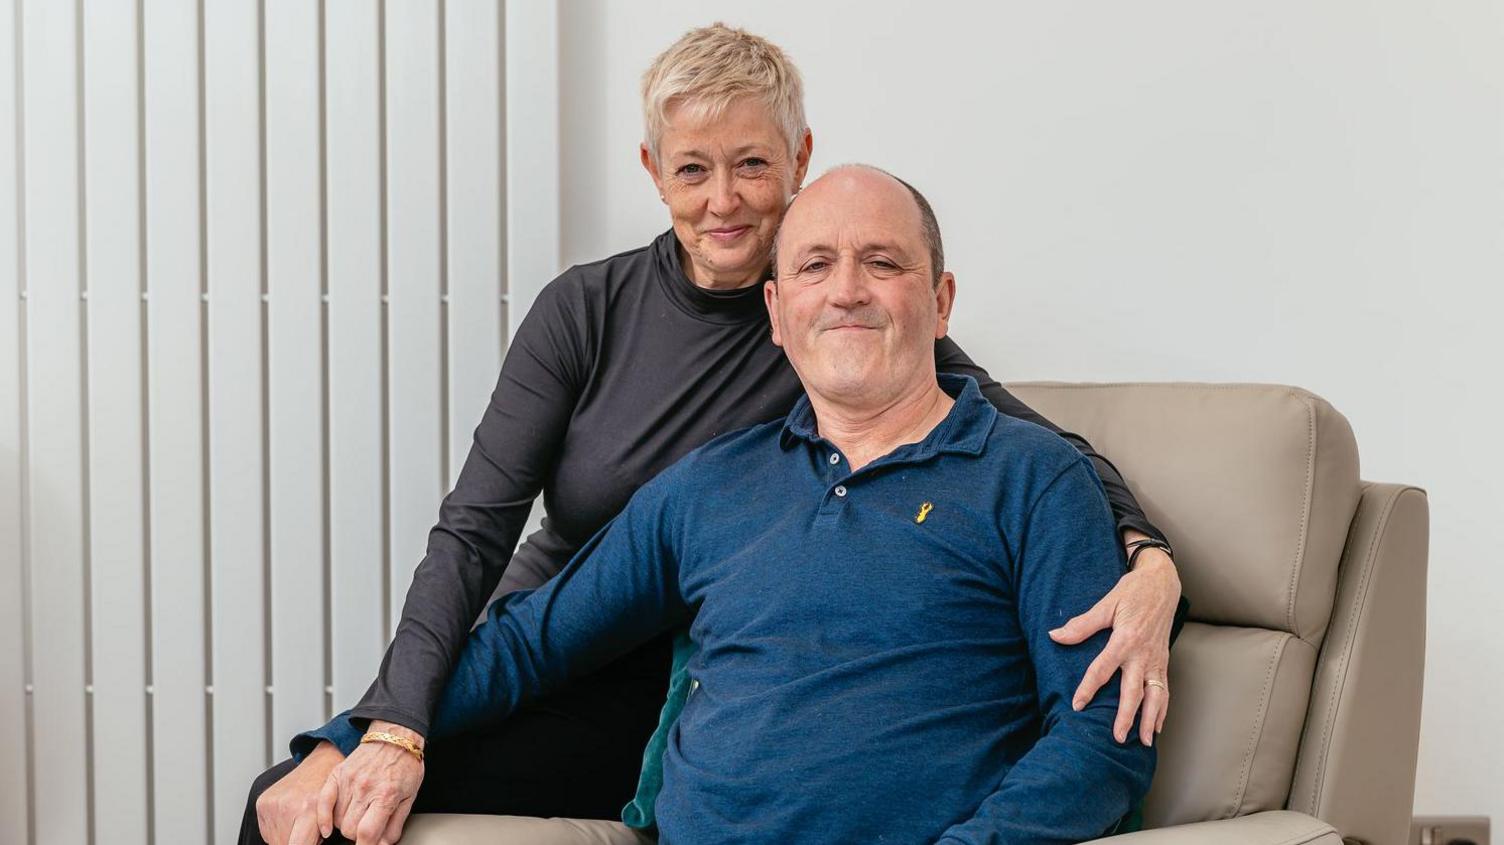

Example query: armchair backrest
[1007,383,1426,845]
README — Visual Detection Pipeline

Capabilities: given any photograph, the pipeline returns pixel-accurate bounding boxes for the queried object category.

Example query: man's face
[765,168,955,407]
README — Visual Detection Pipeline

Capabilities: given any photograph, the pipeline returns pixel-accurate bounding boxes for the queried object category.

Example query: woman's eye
[741,158,768,169]
[677,164,706,176]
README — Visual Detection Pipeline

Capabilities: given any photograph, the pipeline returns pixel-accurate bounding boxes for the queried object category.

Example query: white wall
[558,0,1504,828]
[1,2,554,843]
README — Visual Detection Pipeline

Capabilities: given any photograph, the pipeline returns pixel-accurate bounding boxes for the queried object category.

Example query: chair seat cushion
[400,813,654,845]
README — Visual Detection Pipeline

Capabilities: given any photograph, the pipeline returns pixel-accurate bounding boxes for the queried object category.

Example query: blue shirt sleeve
[290,710,365,761]
[936,459,1156,845]
[289,468,691,762]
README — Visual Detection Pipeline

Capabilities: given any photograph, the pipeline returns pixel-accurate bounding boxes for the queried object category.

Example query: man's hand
[1048,531,1181,746]
[320,719,426,845]
[255,741,344,845]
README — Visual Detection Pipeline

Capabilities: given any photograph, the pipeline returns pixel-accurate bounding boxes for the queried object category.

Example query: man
[274,165,1155,844]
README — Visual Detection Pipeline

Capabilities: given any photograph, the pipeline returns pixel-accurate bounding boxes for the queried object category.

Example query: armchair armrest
[1086,811,1342,845]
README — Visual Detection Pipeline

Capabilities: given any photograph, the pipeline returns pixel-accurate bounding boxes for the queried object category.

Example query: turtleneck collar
[650,228,771,325]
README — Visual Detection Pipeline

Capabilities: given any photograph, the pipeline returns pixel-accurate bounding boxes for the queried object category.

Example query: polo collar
[779,374,997,461]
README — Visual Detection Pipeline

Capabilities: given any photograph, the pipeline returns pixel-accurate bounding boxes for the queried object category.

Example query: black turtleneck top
[348,229,1165,736]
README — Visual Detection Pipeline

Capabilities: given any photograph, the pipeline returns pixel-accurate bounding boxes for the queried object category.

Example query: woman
[246,23,1183,845]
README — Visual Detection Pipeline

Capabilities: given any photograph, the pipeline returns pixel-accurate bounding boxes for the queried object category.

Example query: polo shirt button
[829,453,840,465]
[834,485,847,497]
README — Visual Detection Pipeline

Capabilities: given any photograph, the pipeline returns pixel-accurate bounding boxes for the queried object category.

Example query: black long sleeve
[348,275,592,735]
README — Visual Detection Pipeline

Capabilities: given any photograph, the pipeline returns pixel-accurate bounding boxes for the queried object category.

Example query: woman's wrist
[1130,545,1178,577]
[367,719,425,746]
[1122,530,1179,577]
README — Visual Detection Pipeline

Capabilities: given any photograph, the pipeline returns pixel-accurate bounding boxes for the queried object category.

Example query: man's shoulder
[986,411,1088,465]
[669,419,788,480]
[627,420,788,511]
[979,412,1101,500]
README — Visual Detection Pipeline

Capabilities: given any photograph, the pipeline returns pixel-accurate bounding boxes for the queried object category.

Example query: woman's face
[642,98,813,289]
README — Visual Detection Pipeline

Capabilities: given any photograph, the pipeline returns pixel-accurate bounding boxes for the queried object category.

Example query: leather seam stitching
[1233,632,1291,815]
[1286,398,1316,636]
[1271,828,1341,845]
[1304,485,1403,814]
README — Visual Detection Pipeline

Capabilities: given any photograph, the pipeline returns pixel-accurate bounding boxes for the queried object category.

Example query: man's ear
[764,279,785,347]
[792,129,814,191]
[933,272,957,340]
[641,143,666,202]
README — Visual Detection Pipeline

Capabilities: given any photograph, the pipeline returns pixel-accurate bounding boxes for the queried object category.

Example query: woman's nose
[707,172,740,217]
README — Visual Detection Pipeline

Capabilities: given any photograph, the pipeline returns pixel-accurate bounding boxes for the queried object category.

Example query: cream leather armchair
[401,384,1429,845]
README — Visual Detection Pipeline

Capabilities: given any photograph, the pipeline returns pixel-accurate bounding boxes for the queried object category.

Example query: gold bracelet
[360,731,424,763]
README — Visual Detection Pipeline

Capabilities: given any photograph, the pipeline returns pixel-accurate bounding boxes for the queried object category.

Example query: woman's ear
[641,143,667,201]
[792,129,814,191]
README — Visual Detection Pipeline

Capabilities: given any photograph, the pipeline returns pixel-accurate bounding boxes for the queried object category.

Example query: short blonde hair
[641,23,807,163]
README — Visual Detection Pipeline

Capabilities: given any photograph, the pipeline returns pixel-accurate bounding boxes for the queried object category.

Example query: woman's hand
[319,720,426,844]
[1048,531,1182,746]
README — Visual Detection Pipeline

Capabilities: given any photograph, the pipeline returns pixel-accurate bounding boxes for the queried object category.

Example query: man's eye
[870,260,898,270]
[802,260,829,273]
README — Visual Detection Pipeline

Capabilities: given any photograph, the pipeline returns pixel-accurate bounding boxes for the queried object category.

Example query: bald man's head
[760,163,958,413]
[774,165,945,285]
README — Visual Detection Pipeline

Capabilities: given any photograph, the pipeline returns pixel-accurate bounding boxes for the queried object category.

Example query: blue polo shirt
[299,374,1154,844]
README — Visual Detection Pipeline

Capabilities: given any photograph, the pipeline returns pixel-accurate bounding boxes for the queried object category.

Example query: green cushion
[621,629,696,830]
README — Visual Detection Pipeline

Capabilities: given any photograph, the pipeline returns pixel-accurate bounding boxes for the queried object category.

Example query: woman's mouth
[705,225,751,243]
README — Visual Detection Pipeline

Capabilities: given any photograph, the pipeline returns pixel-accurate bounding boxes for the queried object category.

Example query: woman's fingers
[381,797,415,845]
[1062,555,1181,742]
[1114,662,1145,743]
[340,790,374,842]
[1072,643,1122,711]
[356,799,397,845]
[331,763,356,837]
[1139,676,1168,746]
[1050,596,1115,647]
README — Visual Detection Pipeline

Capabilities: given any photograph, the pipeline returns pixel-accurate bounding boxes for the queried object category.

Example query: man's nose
[827,257,871,306]
[707,171,740,217]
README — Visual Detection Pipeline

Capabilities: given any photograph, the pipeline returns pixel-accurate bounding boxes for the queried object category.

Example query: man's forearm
[934,709,1154,844]
[430,483,690,739]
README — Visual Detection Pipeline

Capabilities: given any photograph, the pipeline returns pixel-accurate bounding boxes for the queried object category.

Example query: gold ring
[1145,679,1168,692]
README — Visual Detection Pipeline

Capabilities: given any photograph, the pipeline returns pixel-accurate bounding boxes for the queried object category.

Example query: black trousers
[239,635,672,845]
